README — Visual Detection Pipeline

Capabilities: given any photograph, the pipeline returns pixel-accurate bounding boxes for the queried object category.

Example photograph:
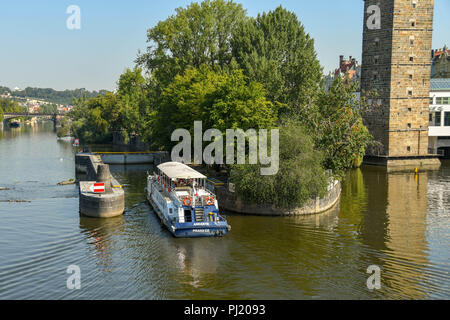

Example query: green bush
[230,119,328,209]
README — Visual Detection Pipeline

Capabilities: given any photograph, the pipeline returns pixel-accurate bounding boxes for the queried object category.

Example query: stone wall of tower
[361,0,395,156]
[361,0,434,157]
[389,0,434,156]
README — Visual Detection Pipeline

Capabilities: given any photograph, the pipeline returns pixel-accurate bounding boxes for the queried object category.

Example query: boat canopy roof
[157,162,206,179]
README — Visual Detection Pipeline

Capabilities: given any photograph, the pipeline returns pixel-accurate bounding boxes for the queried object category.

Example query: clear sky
[0,0,449,91]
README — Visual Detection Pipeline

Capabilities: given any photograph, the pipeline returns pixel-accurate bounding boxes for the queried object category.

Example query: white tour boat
[146,162,230,238]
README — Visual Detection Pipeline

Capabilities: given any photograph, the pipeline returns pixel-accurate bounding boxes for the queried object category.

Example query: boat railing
[170,186,217,206]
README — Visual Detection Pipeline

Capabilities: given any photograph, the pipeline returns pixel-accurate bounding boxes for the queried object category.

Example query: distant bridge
[3,112,63,119]
[2,112,64,128]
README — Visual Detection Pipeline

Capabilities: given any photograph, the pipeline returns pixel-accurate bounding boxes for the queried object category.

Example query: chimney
[339,55,344,67]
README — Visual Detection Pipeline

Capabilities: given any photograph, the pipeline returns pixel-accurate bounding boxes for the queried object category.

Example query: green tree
[9,87,107,105]
[151,66,277,149]
[115,67,151,138]
[230,118,328,209]
[231,6,323,114]
[68,67,150,144]
[40,104,58,114]
[69,93,117,143]
[0,98,23,113]
[298,78,373,177]
[136,0,247,92]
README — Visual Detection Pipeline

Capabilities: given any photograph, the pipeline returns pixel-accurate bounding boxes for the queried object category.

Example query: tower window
[408,108,412,112]
[407,146,411,152]
[409,56,414,62]
[408,90,413,96]
[409,74,413,80]
[411,21,416,27]
[407,123,411,128]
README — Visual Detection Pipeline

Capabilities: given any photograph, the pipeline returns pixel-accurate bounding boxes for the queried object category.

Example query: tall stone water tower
[361,0,440,170]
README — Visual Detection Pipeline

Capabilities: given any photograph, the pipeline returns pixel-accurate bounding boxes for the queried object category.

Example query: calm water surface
[0,123,448,299]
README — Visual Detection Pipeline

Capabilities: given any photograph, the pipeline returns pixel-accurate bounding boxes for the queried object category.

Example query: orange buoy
[183,197,192,206]
[205,196,214,206]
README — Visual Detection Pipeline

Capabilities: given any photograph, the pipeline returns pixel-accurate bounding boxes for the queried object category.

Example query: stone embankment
[215,180,341,216]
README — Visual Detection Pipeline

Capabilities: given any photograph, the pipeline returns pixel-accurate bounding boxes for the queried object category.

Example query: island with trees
[66,0,374,212]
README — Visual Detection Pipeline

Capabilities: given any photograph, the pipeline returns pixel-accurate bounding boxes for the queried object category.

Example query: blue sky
[0,0,449,91]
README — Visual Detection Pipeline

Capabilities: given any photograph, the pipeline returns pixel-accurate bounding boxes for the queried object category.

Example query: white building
[428,78,450,157]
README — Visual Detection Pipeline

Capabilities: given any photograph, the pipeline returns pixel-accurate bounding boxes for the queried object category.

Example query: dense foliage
[1,86,107,105]
[0,98,23,113]
[297,78,373,177]
[136,0,247,89]
[231,6,322,114]
[69,67,150,143]
[230,119,329,209]
[0,98,25,122]
[151,66,277,149]
[56,117,72,138]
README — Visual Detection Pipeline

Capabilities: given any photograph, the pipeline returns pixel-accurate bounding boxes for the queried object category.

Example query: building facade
[324,56,361,91]
[361,0,438,167]
[431,46,450,78]
[428,78,450,157]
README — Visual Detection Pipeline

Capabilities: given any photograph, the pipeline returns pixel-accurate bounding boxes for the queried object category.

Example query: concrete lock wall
[216,180,341,216]
[99,153,154,165]
[90,151,168,165]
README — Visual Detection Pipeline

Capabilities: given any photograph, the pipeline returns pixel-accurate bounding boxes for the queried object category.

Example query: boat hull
[147,196,229,238]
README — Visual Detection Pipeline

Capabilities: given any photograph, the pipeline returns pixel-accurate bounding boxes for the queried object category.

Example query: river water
[0,123,448,299]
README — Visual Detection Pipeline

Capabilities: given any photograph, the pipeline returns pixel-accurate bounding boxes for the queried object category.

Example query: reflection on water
[79,216,126,271]
[0,123,449,299]
[383,173,429,299]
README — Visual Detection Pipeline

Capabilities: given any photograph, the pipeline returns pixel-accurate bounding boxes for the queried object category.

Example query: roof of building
[430,78,450,92]
[157,162,206,179]
[432,47,449,58]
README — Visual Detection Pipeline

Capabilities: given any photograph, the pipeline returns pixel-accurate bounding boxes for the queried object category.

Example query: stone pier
[76,153,125,218]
